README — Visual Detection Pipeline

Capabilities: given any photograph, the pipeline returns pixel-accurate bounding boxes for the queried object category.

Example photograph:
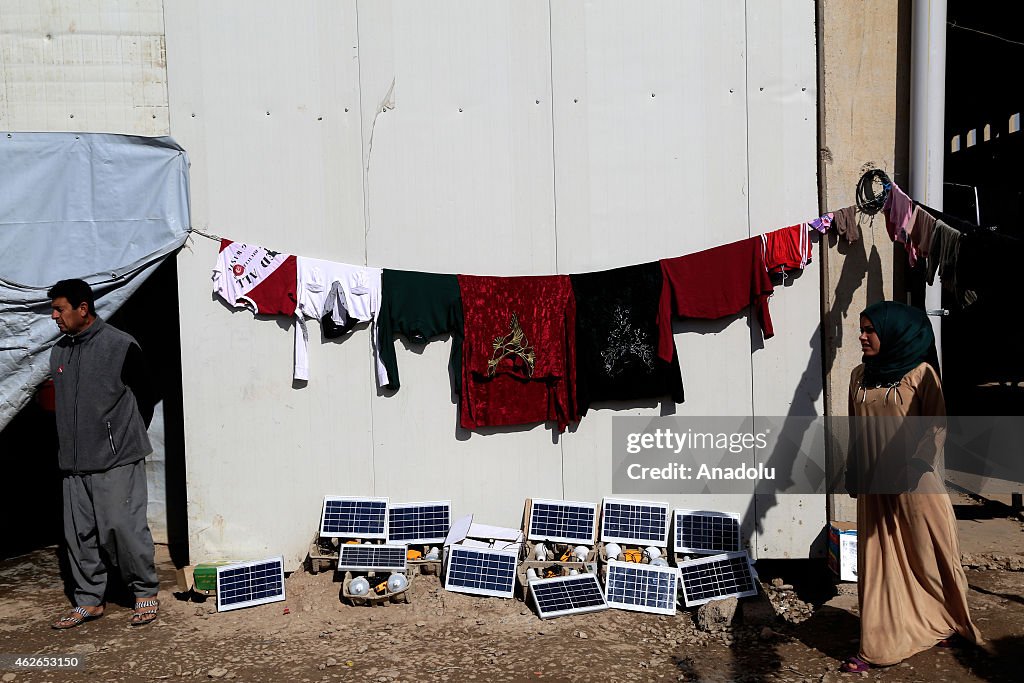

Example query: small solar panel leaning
[337,544,408,572]
[678,551,759,607]
[443,546,518,598]
[388,501,451,545]
[530,573,608,619]
[527,499,597,545]
[674,509,742,554]
[216,556,286,612]
[320,496,388,539]
[603,560,679,616]
[600,497,670,546]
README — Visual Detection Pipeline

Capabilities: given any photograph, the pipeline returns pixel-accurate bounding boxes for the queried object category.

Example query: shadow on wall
[0,257,189,566]
[736,231,881,561]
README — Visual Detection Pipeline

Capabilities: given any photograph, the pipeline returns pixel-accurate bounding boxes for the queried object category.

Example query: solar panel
[678,551,759,607]
[603,560,679,616]
[337,544,408,572]
[216,556,286,612]
[388,501,451,545]
[530,573,608,619]
[320,496,388,539]
[443,546,518,598]
[600,498,670,546]
[527,499,597,545]
[674,509,742,554]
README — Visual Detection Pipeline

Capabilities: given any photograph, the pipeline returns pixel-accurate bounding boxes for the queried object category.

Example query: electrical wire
[856,169,891,215]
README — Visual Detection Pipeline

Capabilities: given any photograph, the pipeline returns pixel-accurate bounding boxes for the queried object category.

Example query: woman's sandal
[52,606,102,630]
[840,656,874,673]
[130,598,159,626]
[936,634,964,648]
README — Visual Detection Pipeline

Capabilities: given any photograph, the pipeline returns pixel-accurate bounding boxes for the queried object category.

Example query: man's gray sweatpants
[62,459,159,606]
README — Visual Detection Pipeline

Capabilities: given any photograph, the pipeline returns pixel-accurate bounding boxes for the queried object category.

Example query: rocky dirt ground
[1,491,1022,683]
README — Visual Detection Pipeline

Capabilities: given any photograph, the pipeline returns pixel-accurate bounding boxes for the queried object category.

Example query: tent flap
[0,132,190,430]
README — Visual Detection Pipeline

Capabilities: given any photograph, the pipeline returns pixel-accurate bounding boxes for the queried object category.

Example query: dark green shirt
[377,269,464,391]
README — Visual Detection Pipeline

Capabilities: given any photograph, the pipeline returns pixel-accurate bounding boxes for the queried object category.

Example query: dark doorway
[941,1,1024,418]
[0,256,188,564]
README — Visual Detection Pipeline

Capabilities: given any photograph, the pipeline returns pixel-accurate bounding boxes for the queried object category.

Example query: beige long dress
[849,362,982,666]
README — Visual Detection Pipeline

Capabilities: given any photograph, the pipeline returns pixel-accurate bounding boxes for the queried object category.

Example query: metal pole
[910,0,948,368]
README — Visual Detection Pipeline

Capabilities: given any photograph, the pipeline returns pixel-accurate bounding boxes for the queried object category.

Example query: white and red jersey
[761,223,812,274]
[212,239,297,316]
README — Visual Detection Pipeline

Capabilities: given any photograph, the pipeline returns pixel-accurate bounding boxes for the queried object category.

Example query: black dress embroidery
[571,262,684,413]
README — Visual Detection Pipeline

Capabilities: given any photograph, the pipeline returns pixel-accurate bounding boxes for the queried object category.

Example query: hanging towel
[907,206,937,262]
[882,182,914,244]
[925,220,960,288]
[833,206,860,243]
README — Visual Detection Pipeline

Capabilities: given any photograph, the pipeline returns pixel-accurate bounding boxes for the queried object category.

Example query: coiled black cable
[856,169,891,215]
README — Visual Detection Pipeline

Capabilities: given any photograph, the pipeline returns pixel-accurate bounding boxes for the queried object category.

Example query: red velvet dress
[657,237,775,362]
[458,275,579,432]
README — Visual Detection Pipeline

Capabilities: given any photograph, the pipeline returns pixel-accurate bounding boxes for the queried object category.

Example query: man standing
[47,279,160,628]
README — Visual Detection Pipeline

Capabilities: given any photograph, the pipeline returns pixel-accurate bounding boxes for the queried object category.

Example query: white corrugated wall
[2,0,824,567]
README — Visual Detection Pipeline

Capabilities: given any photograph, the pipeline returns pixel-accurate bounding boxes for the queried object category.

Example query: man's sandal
[840,656,874,673]
[51,606,102,630]
[130,598,159,626]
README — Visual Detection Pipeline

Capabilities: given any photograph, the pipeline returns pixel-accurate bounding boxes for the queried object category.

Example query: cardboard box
[827,521,857,582]
[444,514,524,556]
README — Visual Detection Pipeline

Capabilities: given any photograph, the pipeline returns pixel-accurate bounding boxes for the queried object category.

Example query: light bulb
[387,572,408,592]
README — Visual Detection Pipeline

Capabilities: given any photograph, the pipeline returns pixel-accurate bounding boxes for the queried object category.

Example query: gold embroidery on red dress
[487,313,536,377]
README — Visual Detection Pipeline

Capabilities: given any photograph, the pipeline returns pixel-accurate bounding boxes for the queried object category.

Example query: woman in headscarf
[841,301,983,673]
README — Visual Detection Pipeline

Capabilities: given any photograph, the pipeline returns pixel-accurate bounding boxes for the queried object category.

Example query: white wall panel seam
[545,0,566,500]
[354,0,377,495]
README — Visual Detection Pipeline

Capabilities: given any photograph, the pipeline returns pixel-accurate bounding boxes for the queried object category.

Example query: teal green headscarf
[860,301,935,386]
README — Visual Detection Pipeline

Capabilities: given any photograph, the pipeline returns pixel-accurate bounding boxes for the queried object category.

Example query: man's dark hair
[47,279,96,316]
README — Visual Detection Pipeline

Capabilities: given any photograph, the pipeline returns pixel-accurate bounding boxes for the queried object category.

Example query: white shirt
[293,257,387,384]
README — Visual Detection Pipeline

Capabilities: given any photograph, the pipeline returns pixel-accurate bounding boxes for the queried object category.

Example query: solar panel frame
[673,509,742,554]
[603,559,679,616]
[528,497,598,544]
[678,551,759,607]
[443,545,518,598]
[337,544,409,572]
[600,497,670,546]
[216,556,286,612]
[530,573,609,619]
[320,496,389,539]
[388,500,451,545]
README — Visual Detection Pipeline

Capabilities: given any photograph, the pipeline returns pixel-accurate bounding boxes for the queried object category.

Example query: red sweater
[458,274,579,432]
[657,237,775,362]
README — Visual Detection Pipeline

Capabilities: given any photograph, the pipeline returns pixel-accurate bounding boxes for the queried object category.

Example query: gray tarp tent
[0,132,190,430]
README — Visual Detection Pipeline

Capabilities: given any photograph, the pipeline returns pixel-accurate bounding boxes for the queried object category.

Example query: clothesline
[190,209,845,276]
[870,172,1023,315]
[208,209,835,434]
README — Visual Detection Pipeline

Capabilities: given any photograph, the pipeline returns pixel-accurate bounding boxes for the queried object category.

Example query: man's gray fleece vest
[50,317,152,473]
